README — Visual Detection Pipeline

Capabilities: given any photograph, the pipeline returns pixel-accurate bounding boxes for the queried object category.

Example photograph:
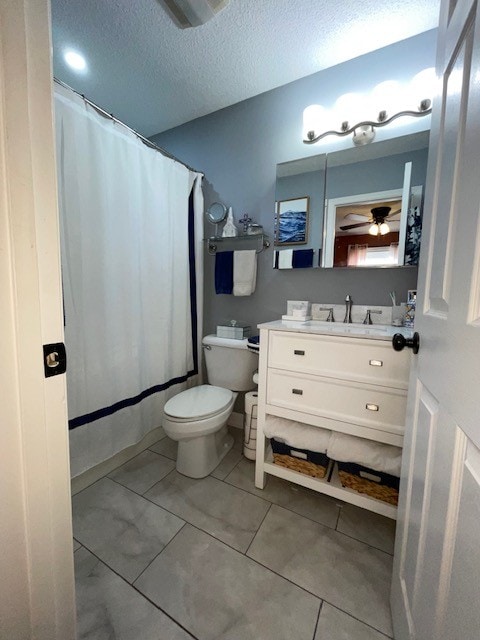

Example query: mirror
[273,131,429,269]
[273,153,326,269]
[206,201,227,224]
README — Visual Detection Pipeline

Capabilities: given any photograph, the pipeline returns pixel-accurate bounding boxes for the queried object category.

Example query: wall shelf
[203,234,270,255]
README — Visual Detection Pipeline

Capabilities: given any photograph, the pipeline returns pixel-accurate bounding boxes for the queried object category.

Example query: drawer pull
[369,359,383,367]
[294,349,305,356]
[366,403,379,412]
[292,388,304,395]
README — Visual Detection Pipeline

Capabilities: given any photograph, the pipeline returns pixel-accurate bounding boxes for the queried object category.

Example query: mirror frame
[206,202,227,224]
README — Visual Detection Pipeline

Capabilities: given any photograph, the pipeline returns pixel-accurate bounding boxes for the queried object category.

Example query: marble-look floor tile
[75,547,193,640]
[151,425,166,442]
[72,478,184,582]
[108,449,175,495]
[210,446,243,480]
[337,504,396,555]
[73,538,82,552]
[315,603,390,640]
[149,436,178,460]
[135,524,320,640]
[225,458,340,529]
[145,470,270,552]
[247,505,393,636]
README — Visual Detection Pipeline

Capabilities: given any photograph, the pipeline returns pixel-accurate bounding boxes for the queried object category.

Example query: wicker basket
[271,439,329,479]
[337,461,399,505]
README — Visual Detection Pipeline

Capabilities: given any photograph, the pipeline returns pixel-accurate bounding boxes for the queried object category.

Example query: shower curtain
[55,84,204,477]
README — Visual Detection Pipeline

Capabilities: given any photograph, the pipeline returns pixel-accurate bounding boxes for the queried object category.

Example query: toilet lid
[164,385,233,420]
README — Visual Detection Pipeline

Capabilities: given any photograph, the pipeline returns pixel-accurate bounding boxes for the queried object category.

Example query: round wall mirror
[206,202,227,224]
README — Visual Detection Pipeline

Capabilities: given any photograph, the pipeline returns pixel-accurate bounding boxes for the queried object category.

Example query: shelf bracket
[204,234,270,255]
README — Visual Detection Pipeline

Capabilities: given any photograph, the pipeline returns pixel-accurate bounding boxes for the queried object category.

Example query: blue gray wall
[152,30,437,334]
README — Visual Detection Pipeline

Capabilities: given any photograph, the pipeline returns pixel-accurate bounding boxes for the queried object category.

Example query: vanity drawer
[268,331,410,388]
[267,369,407,434]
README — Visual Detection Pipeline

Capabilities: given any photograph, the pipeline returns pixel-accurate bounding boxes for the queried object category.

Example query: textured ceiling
[51,0,440,137]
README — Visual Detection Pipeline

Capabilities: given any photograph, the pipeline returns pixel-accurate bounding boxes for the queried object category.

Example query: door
[391,1,480,638]
[0,0,76,638]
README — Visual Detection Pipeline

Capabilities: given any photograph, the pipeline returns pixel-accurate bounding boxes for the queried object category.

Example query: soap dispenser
[222,207,239,238]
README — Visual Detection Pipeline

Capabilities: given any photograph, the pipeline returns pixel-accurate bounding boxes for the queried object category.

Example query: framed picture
[275,196,309,245]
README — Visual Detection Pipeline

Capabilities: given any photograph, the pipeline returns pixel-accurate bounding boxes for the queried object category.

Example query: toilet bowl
[163,335,258,478]
[163,385,236,478]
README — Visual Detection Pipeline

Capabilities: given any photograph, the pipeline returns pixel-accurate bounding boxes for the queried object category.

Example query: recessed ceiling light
[64,50,87,72]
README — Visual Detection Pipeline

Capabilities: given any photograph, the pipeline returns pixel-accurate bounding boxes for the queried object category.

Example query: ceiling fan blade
[344,213,369,221]
[386,209,401,218]
[339,221,370,231]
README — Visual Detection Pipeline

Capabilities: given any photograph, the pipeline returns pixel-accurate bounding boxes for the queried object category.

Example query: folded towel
[214,251,233,294]
[327,432,402,476]
[292,248,314,268]
[264,415,331,454]
[233,250,257,296]
[278,249,293,269]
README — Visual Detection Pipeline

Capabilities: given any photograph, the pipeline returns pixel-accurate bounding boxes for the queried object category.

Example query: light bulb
[64,50,87,72]
[379,222,390,235]
[334,92,371,130]
[369,223,379,236]
[303,104,327,140]
[409,67,437,110]
[371,80,404,120]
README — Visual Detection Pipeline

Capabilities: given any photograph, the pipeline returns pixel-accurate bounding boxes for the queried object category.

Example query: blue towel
[215,251,234,294]
[292,249,314,268]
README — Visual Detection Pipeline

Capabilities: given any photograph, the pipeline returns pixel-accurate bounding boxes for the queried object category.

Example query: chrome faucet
[319,307,335,322]
[363,309,382,325]
[343,295,353,323]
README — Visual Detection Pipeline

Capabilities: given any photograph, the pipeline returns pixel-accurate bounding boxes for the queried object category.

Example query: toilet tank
[202,335,258,391]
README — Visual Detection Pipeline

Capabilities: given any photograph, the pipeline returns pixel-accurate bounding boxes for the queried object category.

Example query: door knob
[392,332,420,354]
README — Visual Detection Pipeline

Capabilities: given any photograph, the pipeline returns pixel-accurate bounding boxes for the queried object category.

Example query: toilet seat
[164,385,233,422]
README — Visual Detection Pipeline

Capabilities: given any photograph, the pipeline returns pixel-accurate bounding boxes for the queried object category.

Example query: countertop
[257,319,414,342]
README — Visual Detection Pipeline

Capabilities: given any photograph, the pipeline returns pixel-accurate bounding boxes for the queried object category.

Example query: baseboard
[228,411,244,429]
[72,413,243,495]
[71,426,165,495]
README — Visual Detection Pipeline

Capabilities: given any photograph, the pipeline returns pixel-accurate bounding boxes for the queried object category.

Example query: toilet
[163,335,258,478]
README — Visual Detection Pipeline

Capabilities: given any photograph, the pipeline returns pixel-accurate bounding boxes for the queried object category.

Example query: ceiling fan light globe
[379,222,390,235]
[369,223,379,236]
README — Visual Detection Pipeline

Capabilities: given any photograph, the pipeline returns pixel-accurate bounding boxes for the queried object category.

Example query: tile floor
[72,427,396,640]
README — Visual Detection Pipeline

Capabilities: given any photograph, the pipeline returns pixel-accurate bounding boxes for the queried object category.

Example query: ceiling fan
[339,206,400,235]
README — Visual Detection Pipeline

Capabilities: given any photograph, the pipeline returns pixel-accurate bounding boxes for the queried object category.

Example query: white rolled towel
[233,250,257,296]
[264,415,331,454]
[327,432,402,477]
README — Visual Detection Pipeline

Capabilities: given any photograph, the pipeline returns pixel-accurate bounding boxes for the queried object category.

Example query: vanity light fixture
[303,68,436,146]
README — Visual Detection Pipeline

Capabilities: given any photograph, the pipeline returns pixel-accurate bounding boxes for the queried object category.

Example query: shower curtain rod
[53,77,204,177]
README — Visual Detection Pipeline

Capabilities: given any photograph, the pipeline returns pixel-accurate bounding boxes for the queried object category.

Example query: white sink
[305,320,387,330]
[302,320,389,336]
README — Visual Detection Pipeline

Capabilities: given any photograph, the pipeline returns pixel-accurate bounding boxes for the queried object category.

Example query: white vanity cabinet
[255,321,413,519]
